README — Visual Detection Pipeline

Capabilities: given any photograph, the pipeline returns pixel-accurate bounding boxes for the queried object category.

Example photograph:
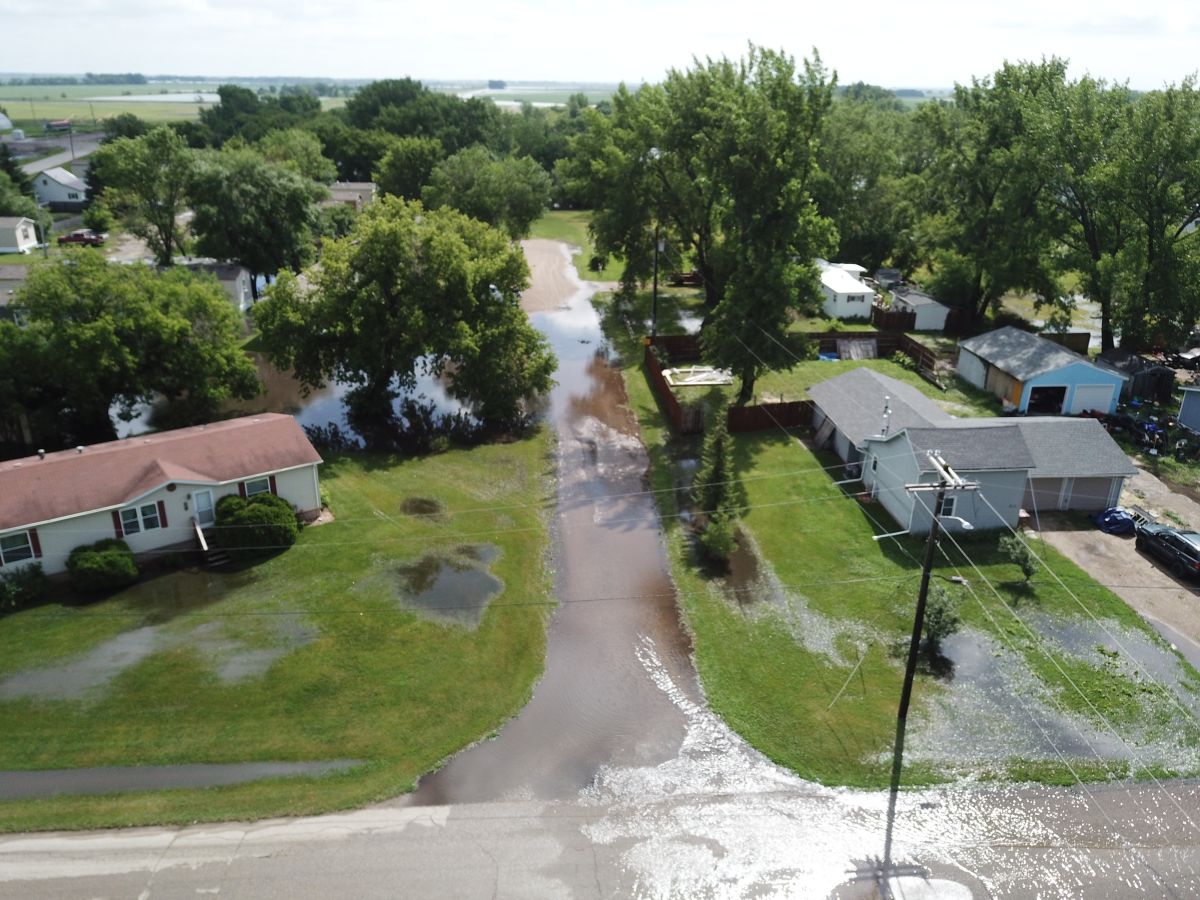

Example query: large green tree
[189,147,327,298]
[253,197,555,429]
[421,145,552,239]
[2,254,259,447]
[374,135,444,200]
[914,59,1066,325]
[257,127,338,184]
[91,126,195,266]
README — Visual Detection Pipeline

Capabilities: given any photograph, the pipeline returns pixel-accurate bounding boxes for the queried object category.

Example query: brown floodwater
[398,264,699,805]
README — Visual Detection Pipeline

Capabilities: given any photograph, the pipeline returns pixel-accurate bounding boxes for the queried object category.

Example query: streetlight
[651,226,665,339]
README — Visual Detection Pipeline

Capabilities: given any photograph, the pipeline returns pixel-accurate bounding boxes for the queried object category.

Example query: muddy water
[400,255,698,805]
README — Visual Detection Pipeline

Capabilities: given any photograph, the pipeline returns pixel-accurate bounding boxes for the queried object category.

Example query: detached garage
[1015,417,1136,517]
[957,327,1127,415]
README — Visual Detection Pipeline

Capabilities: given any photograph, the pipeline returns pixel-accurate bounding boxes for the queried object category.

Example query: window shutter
[112,510,124,538]
[238,481,247,499]
[29,528,41,559]
[268,475,277,495]
[157,500,168,528]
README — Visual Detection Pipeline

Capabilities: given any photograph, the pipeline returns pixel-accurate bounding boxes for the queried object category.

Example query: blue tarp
[1094,507,1136,535]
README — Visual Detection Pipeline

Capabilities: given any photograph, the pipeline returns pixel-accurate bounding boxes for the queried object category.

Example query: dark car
[57,229,105,247]
[1135,522,1200,579]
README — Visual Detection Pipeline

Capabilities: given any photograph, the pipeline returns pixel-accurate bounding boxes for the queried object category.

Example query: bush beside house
[0,564,49,612]
[67,539,139,593]
[213,493,300,558]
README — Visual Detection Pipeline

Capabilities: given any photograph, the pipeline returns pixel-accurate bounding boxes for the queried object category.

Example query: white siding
[1067,384,1115,415]
[862,436,920,532]
[912,303,950,331]
[957,349,987,390]
[908,468,1026,534]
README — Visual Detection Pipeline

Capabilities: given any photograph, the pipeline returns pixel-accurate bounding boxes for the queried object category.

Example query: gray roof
[814,368,1135,480]
[1009,417,1137,478]
[890,287,946,309]
[905,425,1034,472]
[38,166,87,192]
[808,367,951,445]
[959,326,1123,382]
[0,216,35,227]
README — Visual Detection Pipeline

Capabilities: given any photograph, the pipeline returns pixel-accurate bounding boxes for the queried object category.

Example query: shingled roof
[959,326,1125,382]
[0,414,321,531]
[808,367,952,445]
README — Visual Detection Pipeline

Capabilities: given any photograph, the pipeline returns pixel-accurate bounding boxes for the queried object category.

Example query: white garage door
[1069,384,1114,414]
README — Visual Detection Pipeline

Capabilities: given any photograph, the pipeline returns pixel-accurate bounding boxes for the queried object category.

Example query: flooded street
[400,241,698,804]
[5,242,1200,898]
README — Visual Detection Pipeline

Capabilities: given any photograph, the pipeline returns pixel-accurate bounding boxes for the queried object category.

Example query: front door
[194,490,215,527]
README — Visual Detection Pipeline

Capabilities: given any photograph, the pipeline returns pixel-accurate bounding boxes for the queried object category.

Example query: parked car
[1135,522,1200,579]
[57,229,105,247]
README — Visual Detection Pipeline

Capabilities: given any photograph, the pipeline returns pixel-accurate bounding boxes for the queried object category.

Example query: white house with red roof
[0,414,323,577]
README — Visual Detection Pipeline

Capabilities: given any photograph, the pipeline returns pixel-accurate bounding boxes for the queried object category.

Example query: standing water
[399,242,700,804]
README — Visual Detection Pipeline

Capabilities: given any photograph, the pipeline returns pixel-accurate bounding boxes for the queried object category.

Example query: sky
[2,0,1199,90]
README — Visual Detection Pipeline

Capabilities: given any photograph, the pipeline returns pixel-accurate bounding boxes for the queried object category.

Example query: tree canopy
[91,126,194,266]
[1,254,259,448]
[421,145,552,239]
[253,196,555,430]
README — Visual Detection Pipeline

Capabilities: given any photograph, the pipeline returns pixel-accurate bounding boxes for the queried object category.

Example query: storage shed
[889,286,951,331]
[957,326,1127,415]
[1095,349,1175,402]
[1178,387,1200,433]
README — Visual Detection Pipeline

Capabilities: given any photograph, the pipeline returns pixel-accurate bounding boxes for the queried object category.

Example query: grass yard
[596,291,1200,788]
[529,210,624,281]
[0,435,555,831]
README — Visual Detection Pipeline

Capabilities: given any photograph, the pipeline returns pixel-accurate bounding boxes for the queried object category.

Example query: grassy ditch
[597,291,1200,788]
[0,434,555,831]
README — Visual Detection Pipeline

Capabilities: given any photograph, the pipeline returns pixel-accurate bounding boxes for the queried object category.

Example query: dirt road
[519,239,617,313]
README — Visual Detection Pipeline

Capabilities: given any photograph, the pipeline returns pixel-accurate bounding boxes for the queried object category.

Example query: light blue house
[1179,387,1200,432]
[957,327,1127,415]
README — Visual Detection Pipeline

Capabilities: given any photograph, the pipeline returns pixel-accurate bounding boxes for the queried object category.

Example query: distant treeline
[6,73,149,85]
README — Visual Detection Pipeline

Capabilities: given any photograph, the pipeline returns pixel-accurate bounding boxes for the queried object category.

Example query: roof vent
[75,445,85,453]
[37,449,45,460]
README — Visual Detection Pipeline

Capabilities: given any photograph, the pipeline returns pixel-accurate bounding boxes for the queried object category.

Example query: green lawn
[0,435,555,831]
[529,210,624,281]
[596,291,1200,788]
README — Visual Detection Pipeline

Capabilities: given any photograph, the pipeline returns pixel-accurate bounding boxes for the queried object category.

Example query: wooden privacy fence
[871,305,916,332]
[644,345,703,434]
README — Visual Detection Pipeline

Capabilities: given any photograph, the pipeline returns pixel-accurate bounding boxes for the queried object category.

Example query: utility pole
[651,223,663,339]
[877,451,977,898]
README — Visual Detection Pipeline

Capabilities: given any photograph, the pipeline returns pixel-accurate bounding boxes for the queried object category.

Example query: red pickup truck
[57,229,106,247]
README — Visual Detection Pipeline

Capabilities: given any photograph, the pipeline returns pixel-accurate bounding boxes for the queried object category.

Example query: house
[816,259,875,320]
[32,167,87,211]
[1095,349,1175,402]
[0,217,38,254]
[809,368,1136,532]
[324,182,376,212]
[889,286,952,332]
[0,414,323,577]
[178,260,254,312]
[957,326,1127,415]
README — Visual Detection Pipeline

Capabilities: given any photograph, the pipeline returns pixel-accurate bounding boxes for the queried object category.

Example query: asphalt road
[16,133,104,174]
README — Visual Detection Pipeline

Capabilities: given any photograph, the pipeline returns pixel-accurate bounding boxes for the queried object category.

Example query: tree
[0,171,38,220]
[922,585,961,656]
[562,47,836,402]
[344,78,501,152]
[91,126,194,266]
[421,146,552,239]
[189,147,327,298]
[81,196,115,234]
[999,534,1039,584]
[0,144,32,197]
[3,254,259,446]
[374,135,444,200]
[914,60,1067,325]
[257,127,338,184]
[691,407,743,563]
[310,120,398,182]
[254,196,555,431]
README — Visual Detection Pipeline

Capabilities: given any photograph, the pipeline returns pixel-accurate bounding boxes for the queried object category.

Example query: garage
[1069,384,1116,415]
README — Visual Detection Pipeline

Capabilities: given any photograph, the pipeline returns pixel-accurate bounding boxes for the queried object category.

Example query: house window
[67,192,79,200]
[936,495,956,519]
[0,532,33,565]
[871,457,878,472]
[119,504,162,535]
[140,503,161,530]
[245,477,271,497]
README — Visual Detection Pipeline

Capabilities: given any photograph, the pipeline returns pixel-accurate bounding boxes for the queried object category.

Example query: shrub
[888,351,919,373]
[67,539,139,593]
[922,584,961,656]
[697,511,737,563]
[213,493,300,558]
[999,534,1039,583]
[0,563,49,612]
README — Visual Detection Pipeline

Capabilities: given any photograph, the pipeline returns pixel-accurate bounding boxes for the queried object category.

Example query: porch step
[206,550,232,568]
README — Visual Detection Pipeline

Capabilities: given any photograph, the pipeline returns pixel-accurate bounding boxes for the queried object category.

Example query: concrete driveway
[1038,465,1200,668]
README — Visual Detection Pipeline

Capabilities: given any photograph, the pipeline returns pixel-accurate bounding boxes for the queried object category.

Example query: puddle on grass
[399,496,447,521]
[724,532,760,608]
[395,544,503,628]
[0,572,316,701]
